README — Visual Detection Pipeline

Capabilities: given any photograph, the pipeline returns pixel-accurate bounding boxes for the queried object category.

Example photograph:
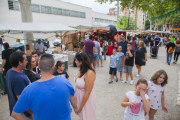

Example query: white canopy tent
[0,22,77,34]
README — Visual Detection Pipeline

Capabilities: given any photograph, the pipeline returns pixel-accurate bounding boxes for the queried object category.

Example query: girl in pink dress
[74,52,96,120]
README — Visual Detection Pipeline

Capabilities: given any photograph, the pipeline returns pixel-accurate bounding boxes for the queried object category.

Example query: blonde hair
[139,41,145,48]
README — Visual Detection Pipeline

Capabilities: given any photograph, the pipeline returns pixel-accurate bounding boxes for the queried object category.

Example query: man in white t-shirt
[35,39,45,54]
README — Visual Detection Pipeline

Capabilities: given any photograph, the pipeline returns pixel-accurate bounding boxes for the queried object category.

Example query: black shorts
[109,67,117,75]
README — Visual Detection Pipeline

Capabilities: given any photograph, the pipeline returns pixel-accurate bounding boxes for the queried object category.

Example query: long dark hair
[75,52,95,77]
[26,56,33,70]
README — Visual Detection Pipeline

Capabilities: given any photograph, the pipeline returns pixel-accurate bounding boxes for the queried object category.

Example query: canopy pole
[19,0,34,50]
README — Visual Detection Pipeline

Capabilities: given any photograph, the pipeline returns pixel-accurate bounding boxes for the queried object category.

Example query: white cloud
[59,0,116,14]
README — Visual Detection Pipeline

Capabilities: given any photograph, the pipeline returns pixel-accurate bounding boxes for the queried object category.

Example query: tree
[145,20,150,30]
[116,16,138,30]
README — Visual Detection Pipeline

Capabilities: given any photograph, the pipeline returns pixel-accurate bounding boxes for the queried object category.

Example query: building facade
[108,7,145,30]
[0,0,117,27]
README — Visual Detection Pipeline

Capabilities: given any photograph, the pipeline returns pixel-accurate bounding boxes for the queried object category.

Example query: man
[118,35,128,56]
[35,39,45,54]
[154,35,161,55]
[93,36,100,70]
[142,36,148,46]
[84,35,95,63]
[0,35,4,52]
[165,39,176,65]
[32,50,41,73]
[11,54,78,120]
[0,43,14,76]
[6,51,31,118]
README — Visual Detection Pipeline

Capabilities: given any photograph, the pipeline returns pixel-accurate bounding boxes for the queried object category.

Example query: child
[53,61,69,80]
[32,50,41,73]
[122,43,134,85]
[147,70,168,120]
[117,46,125,81]
[97,46,103,67]
[121,79,150,120]
[109,49,119,84]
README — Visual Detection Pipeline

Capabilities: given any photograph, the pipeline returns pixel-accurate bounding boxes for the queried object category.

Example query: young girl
[147,70,168,120]
[121,79,150,120]
[116,46,125,81]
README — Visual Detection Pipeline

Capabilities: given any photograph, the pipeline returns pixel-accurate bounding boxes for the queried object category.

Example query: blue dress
[117,52,124,71]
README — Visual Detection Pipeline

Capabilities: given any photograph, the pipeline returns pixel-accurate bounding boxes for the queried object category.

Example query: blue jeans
[103,50,107,60]
[150,46,152,53]
[167,53,173,63]
[0,44,2,52]
[87,54,93,63]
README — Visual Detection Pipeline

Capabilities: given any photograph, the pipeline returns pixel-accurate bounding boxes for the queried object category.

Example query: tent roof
[75,25,110,32]
[0,22,77,34]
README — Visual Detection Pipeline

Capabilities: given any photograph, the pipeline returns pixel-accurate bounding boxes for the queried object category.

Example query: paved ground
[0,46,180,120]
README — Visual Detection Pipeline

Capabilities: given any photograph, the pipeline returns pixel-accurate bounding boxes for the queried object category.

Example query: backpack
[168,47,174,53]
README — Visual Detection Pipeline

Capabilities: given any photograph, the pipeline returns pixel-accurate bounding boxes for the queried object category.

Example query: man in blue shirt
[11,54,78,120]
[6,51,31,118]
[118,35,128,56]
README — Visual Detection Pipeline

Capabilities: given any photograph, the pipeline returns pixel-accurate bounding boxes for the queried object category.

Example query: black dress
[135,47,147,66]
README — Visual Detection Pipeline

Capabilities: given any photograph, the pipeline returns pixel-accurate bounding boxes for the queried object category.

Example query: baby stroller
[151,46,158,58]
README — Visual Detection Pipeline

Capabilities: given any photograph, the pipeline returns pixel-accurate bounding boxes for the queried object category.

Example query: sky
[59,0,116,14]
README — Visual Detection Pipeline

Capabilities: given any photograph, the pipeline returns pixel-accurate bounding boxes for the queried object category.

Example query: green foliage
[145,20,150,30]
[115,16,138,30]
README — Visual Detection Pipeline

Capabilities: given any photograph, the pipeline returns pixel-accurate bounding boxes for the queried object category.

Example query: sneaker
[116,78,118,82]
[168,63,170,65]
[120,78,123,81]
[101,65,104,67]
[130,80,134,85]
[136,74,140,77]
[109,81,113,84]
[122,80,128,83]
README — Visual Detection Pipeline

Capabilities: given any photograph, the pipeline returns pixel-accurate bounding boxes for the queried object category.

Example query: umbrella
[107,25,117,36]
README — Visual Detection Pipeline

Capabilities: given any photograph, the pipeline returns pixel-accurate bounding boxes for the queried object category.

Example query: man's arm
[11,111,31,120]
[0,59,6,73]
[70,95,78,113]
[98,47,100,55]
[93,47,95,56]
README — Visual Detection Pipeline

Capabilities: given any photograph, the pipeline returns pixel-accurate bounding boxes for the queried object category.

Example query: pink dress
[74,73,96,120]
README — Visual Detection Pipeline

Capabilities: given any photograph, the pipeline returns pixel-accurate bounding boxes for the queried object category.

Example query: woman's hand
[121,64,124,67]
[74,107,79,115]
[77,107,82,113]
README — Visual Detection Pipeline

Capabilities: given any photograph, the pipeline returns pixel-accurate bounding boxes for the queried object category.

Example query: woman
[23,56,41,83]
[131,37,137,56]
[135,41,147,77]
[103,40,108,60]
[78,41,84,52]
[25,44,32,56]
[74,52,96,120]
[173,40,180,64]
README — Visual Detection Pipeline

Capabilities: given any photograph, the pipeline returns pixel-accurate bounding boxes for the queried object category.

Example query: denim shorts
[99,55,102,60]
[93,54,99,61]
[87,54,93,63]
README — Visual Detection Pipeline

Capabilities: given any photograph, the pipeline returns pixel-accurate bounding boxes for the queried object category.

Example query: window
[52,7,62,15]
[71,11,79,17]
[41,5,51,14]
[95,18,100,22]
[100,19,104,23]
[31,4,40,13]
[8,0,20,10]
[79,12,85,18]
[105,20,112,23]
[63,9,70,16]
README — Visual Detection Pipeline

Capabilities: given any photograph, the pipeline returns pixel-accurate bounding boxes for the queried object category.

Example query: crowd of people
[0,33,179,120]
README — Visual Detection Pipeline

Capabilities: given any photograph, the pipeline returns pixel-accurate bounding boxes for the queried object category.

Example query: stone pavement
[0,46,180,120]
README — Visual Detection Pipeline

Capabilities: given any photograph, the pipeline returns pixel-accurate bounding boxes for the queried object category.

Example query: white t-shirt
[124,91,149,120]
[35,43,44,53]
[100,47,103,55]
[147,81,165,110]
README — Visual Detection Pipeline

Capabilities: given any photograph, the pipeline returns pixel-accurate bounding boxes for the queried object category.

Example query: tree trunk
[128,6,130,30]
[135,5,137,30]
[19,0,34,51]
[117,0,119,28]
